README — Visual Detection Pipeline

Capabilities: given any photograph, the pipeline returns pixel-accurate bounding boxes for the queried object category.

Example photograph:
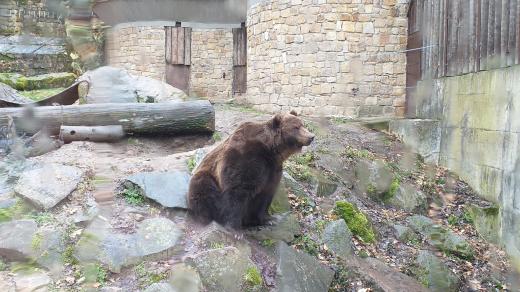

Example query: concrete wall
[241,0,409,117]
[105,22,236,101]
[391,65,520,260]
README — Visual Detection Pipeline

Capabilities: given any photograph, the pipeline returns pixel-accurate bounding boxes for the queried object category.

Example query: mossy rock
[413,250,461,292]
[334,201,376,243]
[269,181,291,215]
[465,204,501,244]
[354,158,395,201]
[0,72,76,91]
[387,183,428,213]
[408,215,474,260]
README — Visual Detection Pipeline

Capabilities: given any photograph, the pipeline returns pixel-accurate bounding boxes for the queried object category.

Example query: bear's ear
[289,110,298,116]
[271,113,283,129]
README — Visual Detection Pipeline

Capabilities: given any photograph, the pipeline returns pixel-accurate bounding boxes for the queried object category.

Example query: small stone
[322,220,353,258]
[269,181,291,214]
[125,171,191,209]
[275,241,334,292]
[14,163,84,210]
[282,172,306,197]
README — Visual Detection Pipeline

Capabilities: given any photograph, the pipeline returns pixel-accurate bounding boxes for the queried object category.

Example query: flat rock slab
[168,263,202,292]
[144,282,176,292]
[274,241,334,292]
[126,171,190,209]
[75,217,182,272]
[345,257,429,292]
[12,272,52,292]
[14,163,84,210]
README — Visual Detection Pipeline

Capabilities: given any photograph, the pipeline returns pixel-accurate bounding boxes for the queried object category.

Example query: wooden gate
[165,25,191,92]
[406,0,422,117]
[233,24,247,94]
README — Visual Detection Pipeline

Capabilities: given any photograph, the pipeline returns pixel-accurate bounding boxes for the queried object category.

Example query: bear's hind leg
[187,173,221,225]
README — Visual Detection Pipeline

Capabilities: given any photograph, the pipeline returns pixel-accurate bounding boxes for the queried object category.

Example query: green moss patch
[334,201,376,243]
[243,266,263,290]
[20,88,65,101]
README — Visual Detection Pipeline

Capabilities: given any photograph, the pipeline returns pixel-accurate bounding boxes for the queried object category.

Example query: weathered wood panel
[233,27,247,66]
[411,0,519,82]
[165,26,191,65]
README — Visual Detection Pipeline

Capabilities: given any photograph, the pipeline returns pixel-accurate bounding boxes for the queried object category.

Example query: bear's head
[271,110,315,158]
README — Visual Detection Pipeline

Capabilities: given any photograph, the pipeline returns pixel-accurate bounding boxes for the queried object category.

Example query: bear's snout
[302,133,315,146]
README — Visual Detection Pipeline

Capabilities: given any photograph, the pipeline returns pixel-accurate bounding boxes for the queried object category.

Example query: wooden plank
[500,0,509,67]
[475,0,481,71]
[507,0,517,66]
[184,27,191,65]
[487,0,495,68]
[517,0,520,64]
[432,0,440,77]
[456,0,464,75]
[165,26,172,64]
[468,0,475,73]
[177,27,185,65]
[233,65,247,94]
[480,0,489,70]
[447,0,457,76]
[438,0,448,77]
[171,27,179,64]
[420,0,427,79]
[492,0,501,69]
[462,0,470,74]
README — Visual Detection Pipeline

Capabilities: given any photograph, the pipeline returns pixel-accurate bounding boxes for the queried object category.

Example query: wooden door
[406,0,421,117]
[165,25,191,92]
[233,24,247,94]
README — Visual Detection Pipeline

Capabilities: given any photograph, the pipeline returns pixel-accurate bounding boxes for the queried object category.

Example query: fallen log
[0,100,215,135]
[60,125,125,143]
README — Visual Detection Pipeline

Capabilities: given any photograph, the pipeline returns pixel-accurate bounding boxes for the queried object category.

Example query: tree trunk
[60,125,125,143]
[0,100,215,135]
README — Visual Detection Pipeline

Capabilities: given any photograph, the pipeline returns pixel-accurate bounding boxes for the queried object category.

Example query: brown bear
[187,111,315,229]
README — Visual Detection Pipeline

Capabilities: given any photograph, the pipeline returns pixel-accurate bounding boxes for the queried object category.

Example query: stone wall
[105,24,166,81]
[390,65,520,261]
[0,0,66,36]
[189,28,234,101]
[242,0,409,117]
[105,23,236,100]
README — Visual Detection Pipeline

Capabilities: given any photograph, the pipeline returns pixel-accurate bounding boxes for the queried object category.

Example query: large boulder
[14,163,84,210]
[386,183,428,212]
[185,247,255,292]
[75,217,182,272]
[408,215,474,259]
[322,219,353,258]
[274,242,334,292]
[124,171,190,209]
[78,66,187,104]
[168,263,202,292]
[413,250,461,292]
[354,158,394,199]
[0,220,65,274]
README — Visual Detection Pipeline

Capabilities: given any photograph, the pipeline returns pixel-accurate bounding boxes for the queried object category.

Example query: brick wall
[105,24,166,81]
[189,28,234,101]
[0,0,65,36]
[105,23,236,101]
[242,0,409,117]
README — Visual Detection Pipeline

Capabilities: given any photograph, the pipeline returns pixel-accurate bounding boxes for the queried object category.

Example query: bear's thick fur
[187,111,315,229]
